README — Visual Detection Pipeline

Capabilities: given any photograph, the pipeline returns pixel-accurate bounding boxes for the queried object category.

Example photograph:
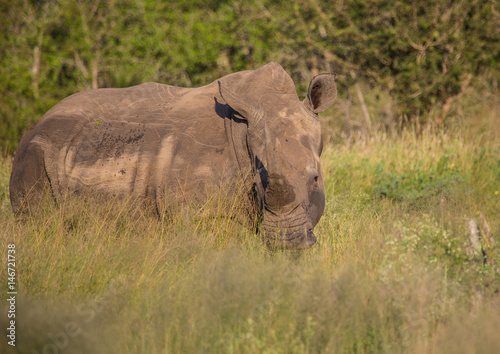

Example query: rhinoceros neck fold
[223,106,251,177]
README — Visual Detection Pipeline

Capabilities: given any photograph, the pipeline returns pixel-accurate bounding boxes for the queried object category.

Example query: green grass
[1,102,499,353]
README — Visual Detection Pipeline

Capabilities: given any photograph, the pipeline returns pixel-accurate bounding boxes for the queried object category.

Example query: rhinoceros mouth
[263,228,317,250]
[261,209,308,229]
[302,229,317,248]
[285,228,317,249]
[261,214,317,250]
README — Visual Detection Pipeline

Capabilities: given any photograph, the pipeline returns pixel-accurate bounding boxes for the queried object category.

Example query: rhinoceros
[9,62,337,249]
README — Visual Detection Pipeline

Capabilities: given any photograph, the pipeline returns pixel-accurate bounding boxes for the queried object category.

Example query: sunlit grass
[0,100,499,353]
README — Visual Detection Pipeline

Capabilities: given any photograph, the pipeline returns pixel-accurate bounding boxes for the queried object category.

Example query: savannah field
[1,1,499,353]
[1,93,499,353]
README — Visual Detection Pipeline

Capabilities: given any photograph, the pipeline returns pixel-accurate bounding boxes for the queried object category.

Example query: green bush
[1,0,498,154]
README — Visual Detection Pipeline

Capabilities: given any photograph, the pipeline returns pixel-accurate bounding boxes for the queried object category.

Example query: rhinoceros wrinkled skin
[10,62,337,249]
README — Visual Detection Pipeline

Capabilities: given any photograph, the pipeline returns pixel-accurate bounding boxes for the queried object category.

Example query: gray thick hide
[10,62,337,249]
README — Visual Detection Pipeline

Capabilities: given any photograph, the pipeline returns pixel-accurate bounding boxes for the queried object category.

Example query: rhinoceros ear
[304,73,337,114]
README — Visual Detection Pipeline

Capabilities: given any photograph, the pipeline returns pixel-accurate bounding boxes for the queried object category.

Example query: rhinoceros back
[9,81,235,213]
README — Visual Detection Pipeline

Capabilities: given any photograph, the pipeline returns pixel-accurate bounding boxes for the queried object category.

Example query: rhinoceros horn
[263,120,280,177]
[263,119,295,209]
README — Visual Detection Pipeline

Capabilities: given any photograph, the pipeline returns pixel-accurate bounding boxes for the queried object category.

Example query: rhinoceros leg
[10,139,53,214]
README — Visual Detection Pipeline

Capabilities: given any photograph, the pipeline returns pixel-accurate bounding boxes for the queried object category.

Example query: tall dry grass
[0,98,499,353]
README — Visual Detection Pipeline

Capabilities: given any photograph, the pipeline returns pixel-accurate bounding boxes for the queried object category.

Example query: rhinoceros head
[220,63,337,249]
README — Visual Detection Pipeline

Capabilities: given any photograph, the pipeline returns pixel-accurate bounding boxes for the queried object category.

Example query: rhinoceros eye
[309,173,320,186]
[308,174,320,193]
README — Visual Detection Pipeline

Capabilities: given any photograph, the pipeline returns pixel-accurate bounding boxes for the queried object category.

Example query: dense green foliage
[1,0,498,154]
